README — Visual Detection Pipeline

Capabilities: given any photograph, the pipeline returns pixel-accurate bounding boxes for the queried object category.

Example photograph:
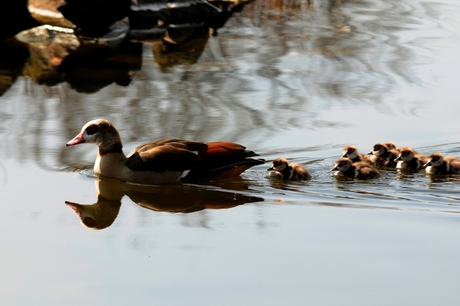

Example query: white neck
[94,151,128,180]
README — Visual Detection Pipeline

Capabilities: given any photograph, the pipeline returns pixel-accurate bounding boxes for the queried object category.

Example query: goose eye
[86,125,99,135]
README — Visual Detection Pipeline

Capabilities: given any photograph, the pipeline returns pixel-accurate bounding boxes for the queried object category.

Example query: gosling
[330,158,381,180]
[424,153,460,175]
[342,145,373,164]
[394,147,428,171]
[368,143,399,168]
[267,158,311,181]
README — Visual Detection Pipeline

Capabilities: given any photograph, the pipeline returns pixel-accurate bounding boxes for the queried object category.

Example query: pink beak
[65,201,84,217]
[66,132,85,146]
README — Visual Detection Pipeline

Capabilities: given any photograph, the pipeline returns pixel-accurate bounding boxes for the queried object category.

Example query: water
[2,0,460,304]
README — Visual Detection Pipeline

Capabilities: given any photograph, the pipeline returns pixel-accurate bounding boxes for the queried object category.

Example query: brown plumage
[66,119,264,184]
[394,147,427,171]
[331,158,380,180]
[342,145,373,164]
[368,143,399,168]
[267,158,311,181]
[384,142,397,151]
[424,153,460,175]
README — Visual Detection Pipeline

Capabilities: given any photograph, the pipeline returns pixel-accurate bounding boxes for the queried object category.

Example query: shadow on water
[65,175,264,230]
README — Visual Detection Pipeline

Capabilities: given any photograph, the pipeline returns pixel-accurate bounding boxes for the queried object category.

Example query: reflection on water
[2,0,460,304]
[66,176,264,230]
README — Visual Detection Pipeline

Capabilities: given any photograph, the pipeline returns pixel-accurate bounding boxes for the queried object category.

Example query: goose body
[267,158,311,181]
[331,158,380,180]
[66,119,264,184]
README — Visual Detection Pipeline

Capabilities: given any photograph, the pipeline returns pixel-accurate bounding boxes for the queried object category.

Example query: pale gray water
[1,0,460,305]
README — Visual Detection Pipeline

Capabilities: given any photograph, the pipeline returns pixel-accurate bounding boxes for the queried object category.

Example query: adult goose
[66,119,264,184]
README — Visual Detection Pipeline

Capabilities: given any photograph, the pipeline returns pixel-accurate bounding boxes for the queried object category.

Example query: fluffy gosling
[331,158,381,180]
[368,143,399,168]
[342,145,373,164]
[394,147,428,171]
[268,158,311,181]
[424,153,460,175]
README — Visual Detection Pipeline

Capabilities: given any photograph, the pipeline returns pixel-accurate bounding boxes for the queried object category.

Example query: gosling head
[424,153,444,168]
[268,158,289,172]
[368,143,388,156]
[395,147,415,162]
[331,158,352,172]
[342,145,359,160]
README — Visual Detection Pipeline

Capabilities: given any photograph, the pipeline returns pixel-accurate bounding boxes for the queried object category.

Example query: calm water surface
[1,0,460,305]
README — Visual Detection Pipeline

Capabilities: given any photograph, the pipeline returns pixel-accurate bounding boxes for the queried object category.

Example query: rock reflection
[152,32,209,71]
[66,176,264,230]
[0,40,31,96]
[15,26,143,92]
[58,42,143,92]
[2,0,255,94]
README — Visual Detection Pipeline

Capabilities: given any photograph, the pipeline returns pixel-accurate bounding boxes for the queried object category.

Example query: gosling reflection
[66,176,264,230]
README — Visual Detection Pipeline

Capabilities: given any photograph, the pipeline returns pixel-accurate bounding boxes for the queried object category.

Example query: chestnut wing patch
[182,141,264,182]
[132,139,207,154]
[126,140,205,172]
[200,142,257,159]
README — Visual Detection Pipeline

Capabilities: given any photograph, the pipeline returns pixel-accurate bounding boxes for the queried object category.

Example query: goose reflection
[66,176,264,230]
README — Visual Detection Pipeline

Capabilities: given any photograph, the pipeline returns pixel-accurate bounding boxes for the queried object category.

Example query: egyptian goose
[342,145,373,164]
[423,153,460,175]
[394,147,427,171]
[66,119,264,184]
[367,143,399,168]
[267,158,311,181]
[331,158,380,180]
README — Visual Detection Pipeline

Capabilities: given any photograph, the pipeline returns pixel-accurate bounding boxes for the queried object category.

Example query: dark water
[1,0,460,305]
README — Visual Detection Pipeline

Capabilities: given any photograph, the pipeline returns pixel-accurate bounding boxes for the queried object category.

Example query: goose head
[66,119,122,153]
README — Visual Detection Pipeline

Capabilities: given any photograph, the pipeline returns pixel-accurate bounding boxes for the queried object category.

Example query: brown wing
[183,141,264,181]
[127,139,264,180]
[131,138,207,154]
[125,139,207,172]
[198,142,257,159]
